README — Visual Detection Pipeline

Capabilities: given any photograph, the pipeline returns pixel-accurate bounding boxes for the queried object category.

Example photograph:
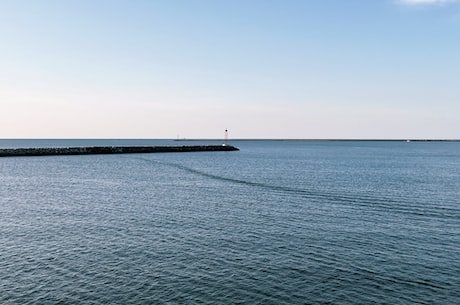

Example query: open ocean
[1,139,459,304]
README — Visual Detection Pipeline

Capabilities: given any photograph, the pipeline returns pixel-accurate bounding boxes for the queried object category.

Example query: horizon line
[1,138,460,142]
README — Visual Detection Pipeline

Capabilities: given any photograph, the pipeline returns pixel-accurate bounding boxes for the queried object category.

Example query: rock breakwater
[0,145,239,157]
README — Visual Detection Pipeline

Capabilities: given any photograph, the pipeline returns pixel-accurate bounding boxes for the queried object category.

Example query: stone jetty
[0,145,239,157]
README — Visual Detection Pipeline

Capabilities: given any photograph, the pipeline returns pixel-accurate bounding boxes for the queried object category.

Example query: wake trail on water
[131,156,460,220]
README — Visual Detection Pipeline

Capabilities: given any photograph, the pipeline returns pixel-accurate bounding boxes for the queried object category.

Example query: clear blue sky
[1,0,459,139]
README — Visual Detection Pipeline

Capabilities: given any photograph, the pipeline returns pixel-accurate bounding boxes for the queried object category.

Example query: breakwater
[0,145,239,157]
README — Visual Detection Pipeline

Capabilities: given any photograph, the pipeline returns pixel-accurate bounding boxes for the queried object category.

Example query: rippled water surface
[1,140,459,304]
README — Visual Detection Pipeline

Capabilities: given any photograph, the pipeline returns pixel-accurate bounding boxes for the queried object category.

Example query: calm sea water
[1,140,459,304]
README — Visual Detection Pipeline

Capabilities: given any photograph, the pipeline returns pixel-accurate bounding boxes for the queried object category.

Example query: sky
[0,0,459,139]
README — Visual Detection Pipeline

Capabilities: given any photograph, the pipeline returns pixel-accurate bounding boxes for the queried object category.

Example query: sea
[1,139,459,305]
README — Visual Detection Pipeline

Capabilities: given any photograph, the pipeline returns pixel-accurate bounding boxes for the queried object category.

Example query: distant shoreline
[174,139,460,142]
[1,138,459,142]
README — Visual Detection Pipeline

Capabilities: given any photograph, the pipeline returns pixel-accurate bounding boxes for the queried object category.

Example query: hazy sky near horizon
[1,0,459,139]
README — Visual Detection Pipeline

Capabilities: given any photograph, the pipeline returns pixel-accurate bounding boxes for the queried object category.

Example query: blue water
[1,140,459,304]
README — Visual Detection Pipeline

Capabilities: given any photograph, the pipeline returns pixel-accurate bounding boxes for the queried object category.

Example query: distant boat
[406,140,411,143]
